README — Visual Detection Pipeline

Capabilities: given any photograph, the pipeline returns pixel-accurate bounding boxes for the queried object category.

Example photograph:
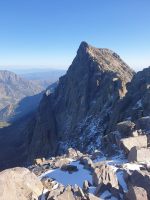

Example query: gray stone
[120,135,147,153]
[130,170,150,198]
[83,180,90,192]
[0,167,43,200]
[80,156,94,170]
[57,190,75,200]
[137,116,150,131]
[61,164,78,172]
[34,157,45,165]
[128,146,150,162]
[117,121,135,136]
[92,164,119,189]
[126,185,148,200]
[55,158,71,168]
[67,148,78,159]
[131,130,139,137]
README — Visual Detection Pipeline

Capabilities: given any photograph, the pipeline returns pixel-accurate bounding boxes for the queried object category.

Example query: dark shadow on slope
[0,92,43,122]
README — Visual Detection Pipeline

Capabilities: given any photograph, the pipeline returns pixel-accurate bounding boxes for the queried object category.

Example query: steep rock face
[27,42,134,162]
[107,67,150,135]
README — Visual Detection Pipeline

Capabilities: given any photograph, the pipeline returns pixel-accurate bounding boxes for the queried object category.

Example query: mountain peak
[73,42,134,83]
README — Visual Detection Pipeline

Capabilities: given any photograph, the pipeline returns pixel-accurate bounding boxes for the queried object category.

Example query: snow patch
[123,163,142,171]
[40,161,92,188]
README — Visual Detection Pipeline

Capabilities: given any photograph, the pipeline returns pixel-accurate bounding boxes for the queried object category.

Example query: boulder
[83,180,90,192]
[120,135,147,153]
[0,167,43,200]
[55,158,71,168]
[41,177,59,190]
[136,116,150,131]
[80,156,94,170]
[47,185,65,199]
[57,190,75,200]
[67,148,78,159]
[91,151,103,161]
[126,185,148,200]
[61,164,78,173]
[128,147,150,162]
[131,130,139,137]
[129,170,150,198]
[117,121,135,136]
[34,157,45,165]
[92,164,119,189]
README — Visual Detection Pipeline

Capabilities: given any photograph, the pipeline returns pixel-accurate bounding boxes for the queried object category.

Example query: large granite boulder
[129,170,150,198]
[0,167,43,200]
[126,185,148,200]
[92,164,119,189]
[120,135,147,153]
[128,146,150,162]
[54,158,71,168]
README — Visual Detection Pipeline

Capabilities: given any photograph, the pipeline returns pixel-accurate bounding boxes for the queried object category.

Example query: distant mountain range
[20,69,66,88]
[0,69,64,123]
[0,70,42,111]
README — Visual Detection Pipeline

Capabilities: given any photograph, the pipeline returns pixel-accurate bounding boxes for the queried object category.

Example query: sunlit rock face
[27,41,134,162]
[107,66,150,134]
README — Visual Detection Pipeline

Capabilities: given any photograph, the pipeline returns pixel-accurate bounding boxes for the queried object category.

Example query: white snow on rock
[123,163,142,171]
[40,161,92,187]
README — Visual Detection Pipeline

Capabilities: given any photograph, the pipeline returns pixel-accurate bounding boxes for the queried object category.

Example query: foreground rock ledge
[0,167,43,200]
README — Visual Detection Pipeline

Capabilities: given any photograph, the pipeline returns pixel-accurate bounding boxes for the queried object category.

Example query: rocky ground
[30,146,150,200]
[2,144,150,200]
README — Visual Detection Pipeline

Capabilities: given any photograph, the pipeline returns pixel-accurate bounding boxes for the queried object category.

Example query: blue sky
[0,0,150,71]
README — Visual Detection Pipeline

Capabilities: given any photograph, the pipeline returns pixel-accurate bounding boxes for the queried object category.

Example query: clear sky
[0,0,150,71]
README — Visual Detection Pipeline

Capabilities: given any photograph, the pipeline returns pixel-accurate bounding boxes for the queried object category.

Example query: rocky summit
[27,41,134,162]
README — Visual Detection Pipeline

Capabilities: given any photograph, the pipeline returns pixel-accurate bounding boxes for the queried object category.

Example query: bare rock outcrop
[120,135,147,153]
[128,146,150,162]
[0,167,43,200]
[92,164,119,189]
[126,185,148,200]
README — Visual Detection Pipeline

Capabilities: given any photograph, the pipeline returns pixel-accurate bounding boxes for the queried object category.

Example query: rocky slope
[0,71,44,169]
[1,148,150,200]
[0,70,43,122]
[27,41,135,162]
[106,66,150,145]
[0,70,41,109]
